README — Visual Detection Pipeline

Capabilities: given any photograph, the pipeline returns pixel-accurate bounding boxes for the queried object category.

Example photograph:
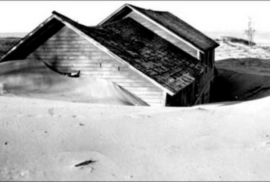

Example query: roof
[100,4,219,51]
[53,12,206,94]
[1,10,207,95]
[0,15,65,62]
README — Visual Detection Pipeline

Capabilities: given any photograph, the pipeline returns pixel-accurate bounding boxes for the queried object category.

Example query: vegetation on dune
[216,58,270,70]
[215,36,256,46]
[215,18,256,47]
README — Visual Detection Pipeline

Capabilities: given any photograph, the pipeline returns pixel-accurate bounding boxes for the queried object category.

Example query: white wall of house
[27,25,165,106]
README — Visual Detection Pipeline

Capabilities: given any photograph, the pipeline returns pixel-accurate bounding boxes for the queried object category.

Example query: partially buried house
[0,4,219,107]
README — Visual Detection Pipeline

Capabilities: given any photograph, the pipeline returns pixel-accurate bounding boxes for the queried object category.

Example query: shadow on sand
[211,58,270,103]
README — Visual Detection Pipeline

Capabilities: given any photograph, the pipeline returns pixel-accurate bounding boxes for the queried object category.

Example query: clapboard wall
[165,69,213,106]
[27,25,164,106]
[125,12,199,59]
[125,11,215,106]
[200,50,215,72]
[166,81,196,106]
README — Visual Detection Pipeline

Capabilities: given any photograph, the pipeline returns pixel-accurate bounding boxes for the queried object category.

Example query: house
[0,4,219,106]
[99,4,219,68]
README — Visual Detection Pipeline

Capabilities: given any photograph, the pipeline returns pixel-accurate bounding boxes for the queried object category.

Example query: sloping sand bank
[0,59,147,106]
[211,58,270,102]
[212,68,270,102]
[1,96,270,181]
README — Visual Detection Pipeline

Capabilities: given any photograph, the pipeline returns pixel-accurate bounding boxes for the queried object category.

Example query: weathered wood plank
[127,12,199,59]
[27,25,164,106]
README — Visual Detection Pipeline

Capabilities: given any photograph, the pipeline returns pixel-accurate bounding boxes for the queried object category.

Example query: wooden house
[0,4,219,106]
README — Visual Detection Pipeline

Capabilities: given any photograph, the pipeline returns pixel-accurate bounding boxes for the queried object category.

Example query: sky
[0,1,269,34]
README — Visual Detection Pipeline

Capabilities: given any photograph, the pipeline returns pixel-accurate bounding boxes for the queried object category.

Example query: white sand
[1,42,270,180]
[0,59,147,106]
[1,95,270,180]
[216,40,270,60]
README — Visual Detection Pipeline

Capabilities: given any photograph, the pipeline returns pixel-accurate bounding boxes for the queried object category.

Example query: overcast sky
[0,1,269,33]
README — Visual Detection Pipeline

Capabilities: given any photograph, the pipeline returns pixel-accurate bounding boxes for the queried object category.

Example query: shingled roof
[53,11,206,94]
[100,4,219,51]
[1,11,207,95]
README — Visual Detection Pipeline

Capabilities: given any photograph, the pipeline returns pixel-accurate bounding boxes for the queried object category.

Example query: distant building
[0,4,219,106]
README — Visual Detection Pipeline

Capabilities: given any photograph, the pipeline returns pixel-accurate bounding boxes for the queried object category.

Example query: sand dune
[1,95,270,180]
[211,67,270,102]
[0,59,147,106]
[1,37,270,180]
[215,38,270,60]
[212,39,270,102]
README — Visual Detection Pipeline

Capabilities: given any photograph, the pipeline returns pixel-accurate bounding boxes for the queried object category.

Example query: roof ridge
[97,18,128,28]
[52,10,91,31]
[126,4,168,13]
[129,6,219,50]
[52,11,67,18]
[83,17,206,93]
[164,11,217,44]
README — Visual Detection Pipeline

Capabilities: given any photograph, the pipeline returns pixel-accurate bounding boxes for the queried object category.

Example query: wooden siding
[27,26,164,106]
[165,81,196,106]
[210,50,215,68]
[126,12,199,59]
[200,50,215,70]
[124,11,215,106]
[197,67,214,104]
[165,66,214,106]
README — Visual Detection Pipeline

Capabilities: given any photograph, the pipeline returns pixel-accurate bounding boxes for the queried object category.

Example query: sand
[1,38,270,180]
[215,39,270,60]
[1,95,270,181]
[211,38,270,103]
[0,59,147,106]
[211,68,270,102]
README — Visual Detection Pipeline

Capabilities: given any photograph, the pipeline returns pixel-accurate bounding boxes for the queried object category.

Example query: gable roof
[99,4,219,51]
[0,10,206,96]
[0,15,65,62]
[52,12,206,94]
